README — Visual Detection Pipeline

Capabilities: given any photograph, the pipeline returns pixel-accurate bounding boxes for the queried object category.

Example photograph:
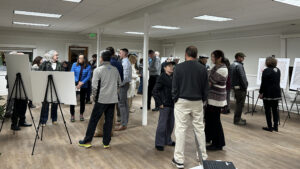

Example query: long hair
[32,56,43,66]
[212,50,225,63]
[76,54,88,68]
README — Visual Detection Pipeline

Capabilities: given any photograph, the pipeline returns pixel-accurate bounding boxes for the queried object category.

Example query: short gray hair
[44,50,58,61]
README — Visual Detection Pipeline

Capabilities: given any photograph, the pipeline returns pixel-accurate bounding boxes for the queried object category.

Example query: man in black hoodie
[153,61,176,151]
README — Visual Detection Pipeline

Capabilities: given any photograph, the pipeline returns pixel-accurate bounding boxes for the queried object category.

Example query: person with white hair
[39,50,63,126]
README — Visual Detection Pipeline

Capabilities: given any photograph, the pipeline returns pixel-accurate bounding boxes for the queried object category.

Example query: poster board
[256,58,290,89]
[31,71,77,105]
[6,54,33,100]
[290,58,300,90]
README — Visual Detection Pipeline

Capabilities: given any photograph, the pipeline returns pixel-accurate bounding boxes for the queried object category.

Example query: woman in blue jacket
[70,54,91,122]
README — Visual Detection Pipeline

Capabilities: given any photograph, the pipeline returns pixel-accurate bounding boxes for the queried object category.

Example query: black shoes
[155,146,164,151]
[262,127,273,132]
[273,127,278,132]
[152,107,159,111]
[206,145,223,151]
[11,125,21,131]
[172,158,184,169]
[19,122,32,127]
[168,142,176,146]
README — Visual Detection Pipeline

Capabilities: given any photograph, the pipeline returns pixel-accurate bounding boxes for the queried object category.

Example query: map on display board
[290,58,300,90]
[256,58,290,89]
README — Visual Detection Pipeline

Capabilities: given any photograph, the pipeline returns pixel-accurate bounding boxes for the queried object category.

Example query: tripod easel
[31,75,72,155]
[283,88,300,127]
[0,73,37,133]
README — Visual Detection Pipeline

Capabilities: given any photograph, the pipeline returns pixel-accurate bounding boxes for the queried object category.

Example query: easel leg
[32,122,41,155]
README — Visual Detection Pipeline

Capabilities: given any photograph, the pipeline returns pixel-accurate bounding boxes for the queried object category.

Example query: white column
[96,28,104,67]
[142,13,150,126]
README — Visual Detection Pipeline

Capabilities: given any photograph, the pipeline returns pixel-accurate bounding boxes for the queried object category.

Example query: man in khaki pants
[171,46,209,169]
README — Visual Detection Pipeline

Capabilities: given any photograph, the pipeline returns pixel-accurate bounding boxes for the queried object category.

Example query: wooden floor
[1,95,300,169]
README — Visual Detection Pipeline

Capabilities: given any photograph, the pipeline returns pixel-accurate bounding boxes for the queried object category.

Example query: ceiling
[1,0,300,39]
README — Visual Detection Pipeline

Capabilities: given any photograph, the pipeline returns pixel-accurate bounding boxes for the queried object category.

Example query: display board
[256,58,290,89]
[6,54,33,100]
[31,71,77,105]
[290,58,300,90]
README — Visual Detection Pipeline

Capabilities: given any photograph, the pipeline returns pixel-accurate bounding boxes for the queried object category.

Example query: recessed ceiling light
[274,0,300,7]
[63,0,82,3]
[194,15,233,22]
[152,25,180,30]
[125,32,144,35]
[13,21,50,27]
[14,10,62,18]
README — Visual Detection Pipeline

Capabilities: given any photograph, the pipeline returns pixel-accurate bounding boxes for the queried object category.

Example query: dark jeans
[70,88,88,116]
[263,100,279,129]
[83,102,115,145]
[205,105,225,147]
[233,89,247,123]
[11,99,27,126]
[138,76,143,94]
[148,75,159,109]
[40,102,58,124]
[86,80,92,102]
[155,107,174,147]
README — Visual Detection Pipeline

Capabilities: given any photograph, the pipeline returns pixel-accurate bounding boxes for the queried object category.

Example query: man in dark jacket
[230,52,248,125]
[153,61,176,151]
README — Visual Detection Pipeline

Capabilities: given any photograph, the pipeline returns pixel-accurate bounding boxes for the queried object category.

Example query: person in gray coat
[230,52,248,125]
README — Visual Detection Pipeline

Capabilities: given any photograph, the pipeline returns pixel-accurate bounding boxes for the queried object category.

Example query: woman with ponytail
[205,50,228,151]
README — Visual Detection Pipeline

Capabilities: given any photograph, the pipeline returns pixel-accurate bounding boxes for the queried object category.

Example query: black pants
[83,102,115,145]
[40,103,58,124]
[86,80,92,102]
[263,100,279,129]
[155,107,174,147]
[233,89,247,123]
[11,99,28,126]
[148,75,159,109]
[205,105,225,147]
[70,88,88,116]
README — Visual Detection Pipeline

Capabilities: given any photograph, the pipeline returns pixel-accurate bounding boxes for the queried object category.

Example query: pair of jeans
[148,75,159,109]
[83,102,115,145]
[118,83,129,126]
[70,88,88,116]
[155,107,174,147]
[11,99,27,127]
[233,89,247,123]
[263,100,279,129]
[138,76,143,94]
[40,102,58,124]
[205,105,225,147]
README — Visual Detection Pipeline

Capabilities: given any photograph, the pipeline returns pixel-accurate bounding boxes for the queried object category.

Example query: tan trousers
[95,105,117,135]
[174,99,207,164]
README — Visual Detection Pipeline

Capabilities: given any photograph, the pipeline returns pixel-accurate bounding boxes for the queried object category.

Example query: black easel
[31,75,72,155]
[0,73,37,133]
[283,88,300,127]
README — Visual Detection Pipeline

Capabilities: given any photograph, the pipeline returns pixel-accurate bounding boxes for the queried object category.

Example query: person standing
[86,54,97,104]
[79,50,121,149]
[94,47,123,137]
[39,50,63,126]
[172,46,209,169]
[230,52,248,125]
[222,58,231,114]
[128,54,139,113]
[115,48,132,131]
[148,50,161,111]
[70,54,91,122]
[205,50,228,151]
[153,61,176,151]
[137,58,143,94]
[198,55,210,70]
[32,56,43,70]
[259,57,281,132]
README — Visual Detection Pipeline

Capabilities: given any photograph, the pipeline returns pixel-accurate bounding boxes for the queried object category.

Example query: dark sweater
[259,67,281,100]
[172,60,209,102]
[153,72,174,107]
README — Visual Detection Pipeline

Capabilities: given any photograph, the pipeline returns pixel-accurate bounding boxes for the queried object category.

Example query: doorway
[68,46,88,64]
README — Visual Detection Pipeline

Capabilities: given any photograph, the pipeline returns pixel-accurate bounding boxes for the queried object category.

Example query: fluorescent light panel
[13,21,50,27]
[194,15,232,22]
[274,0,300,7]
[125,32,144,35]
[152,25,180,30]
[63,0,82,3]
[14,10,62,18]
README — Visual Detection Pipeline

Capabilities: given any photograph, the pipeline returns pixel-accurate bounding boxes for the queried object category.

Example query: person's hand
[76,85,81,89]
[159,105,164,109]
[78,81,84,87]
[259,94,263,99]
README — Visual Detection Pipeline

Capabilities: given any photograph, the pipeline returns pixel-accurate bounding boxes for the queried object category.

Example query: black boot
[262,127,273,132]
[11,124,21,131]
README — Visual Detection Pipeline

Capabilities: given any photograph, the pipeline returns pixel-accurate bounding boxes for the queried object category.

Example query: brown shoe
[94,133,103,137]
[115,126,127,131]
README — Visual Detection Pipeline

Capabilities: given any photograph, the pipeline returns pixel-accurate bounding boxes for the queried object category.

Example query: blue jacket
[111,57,124,82]
[71,63,91,88]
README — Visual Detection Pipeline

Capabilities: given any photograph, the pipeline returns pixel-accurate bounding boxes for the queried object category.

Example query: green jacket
[39,61,63,71]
